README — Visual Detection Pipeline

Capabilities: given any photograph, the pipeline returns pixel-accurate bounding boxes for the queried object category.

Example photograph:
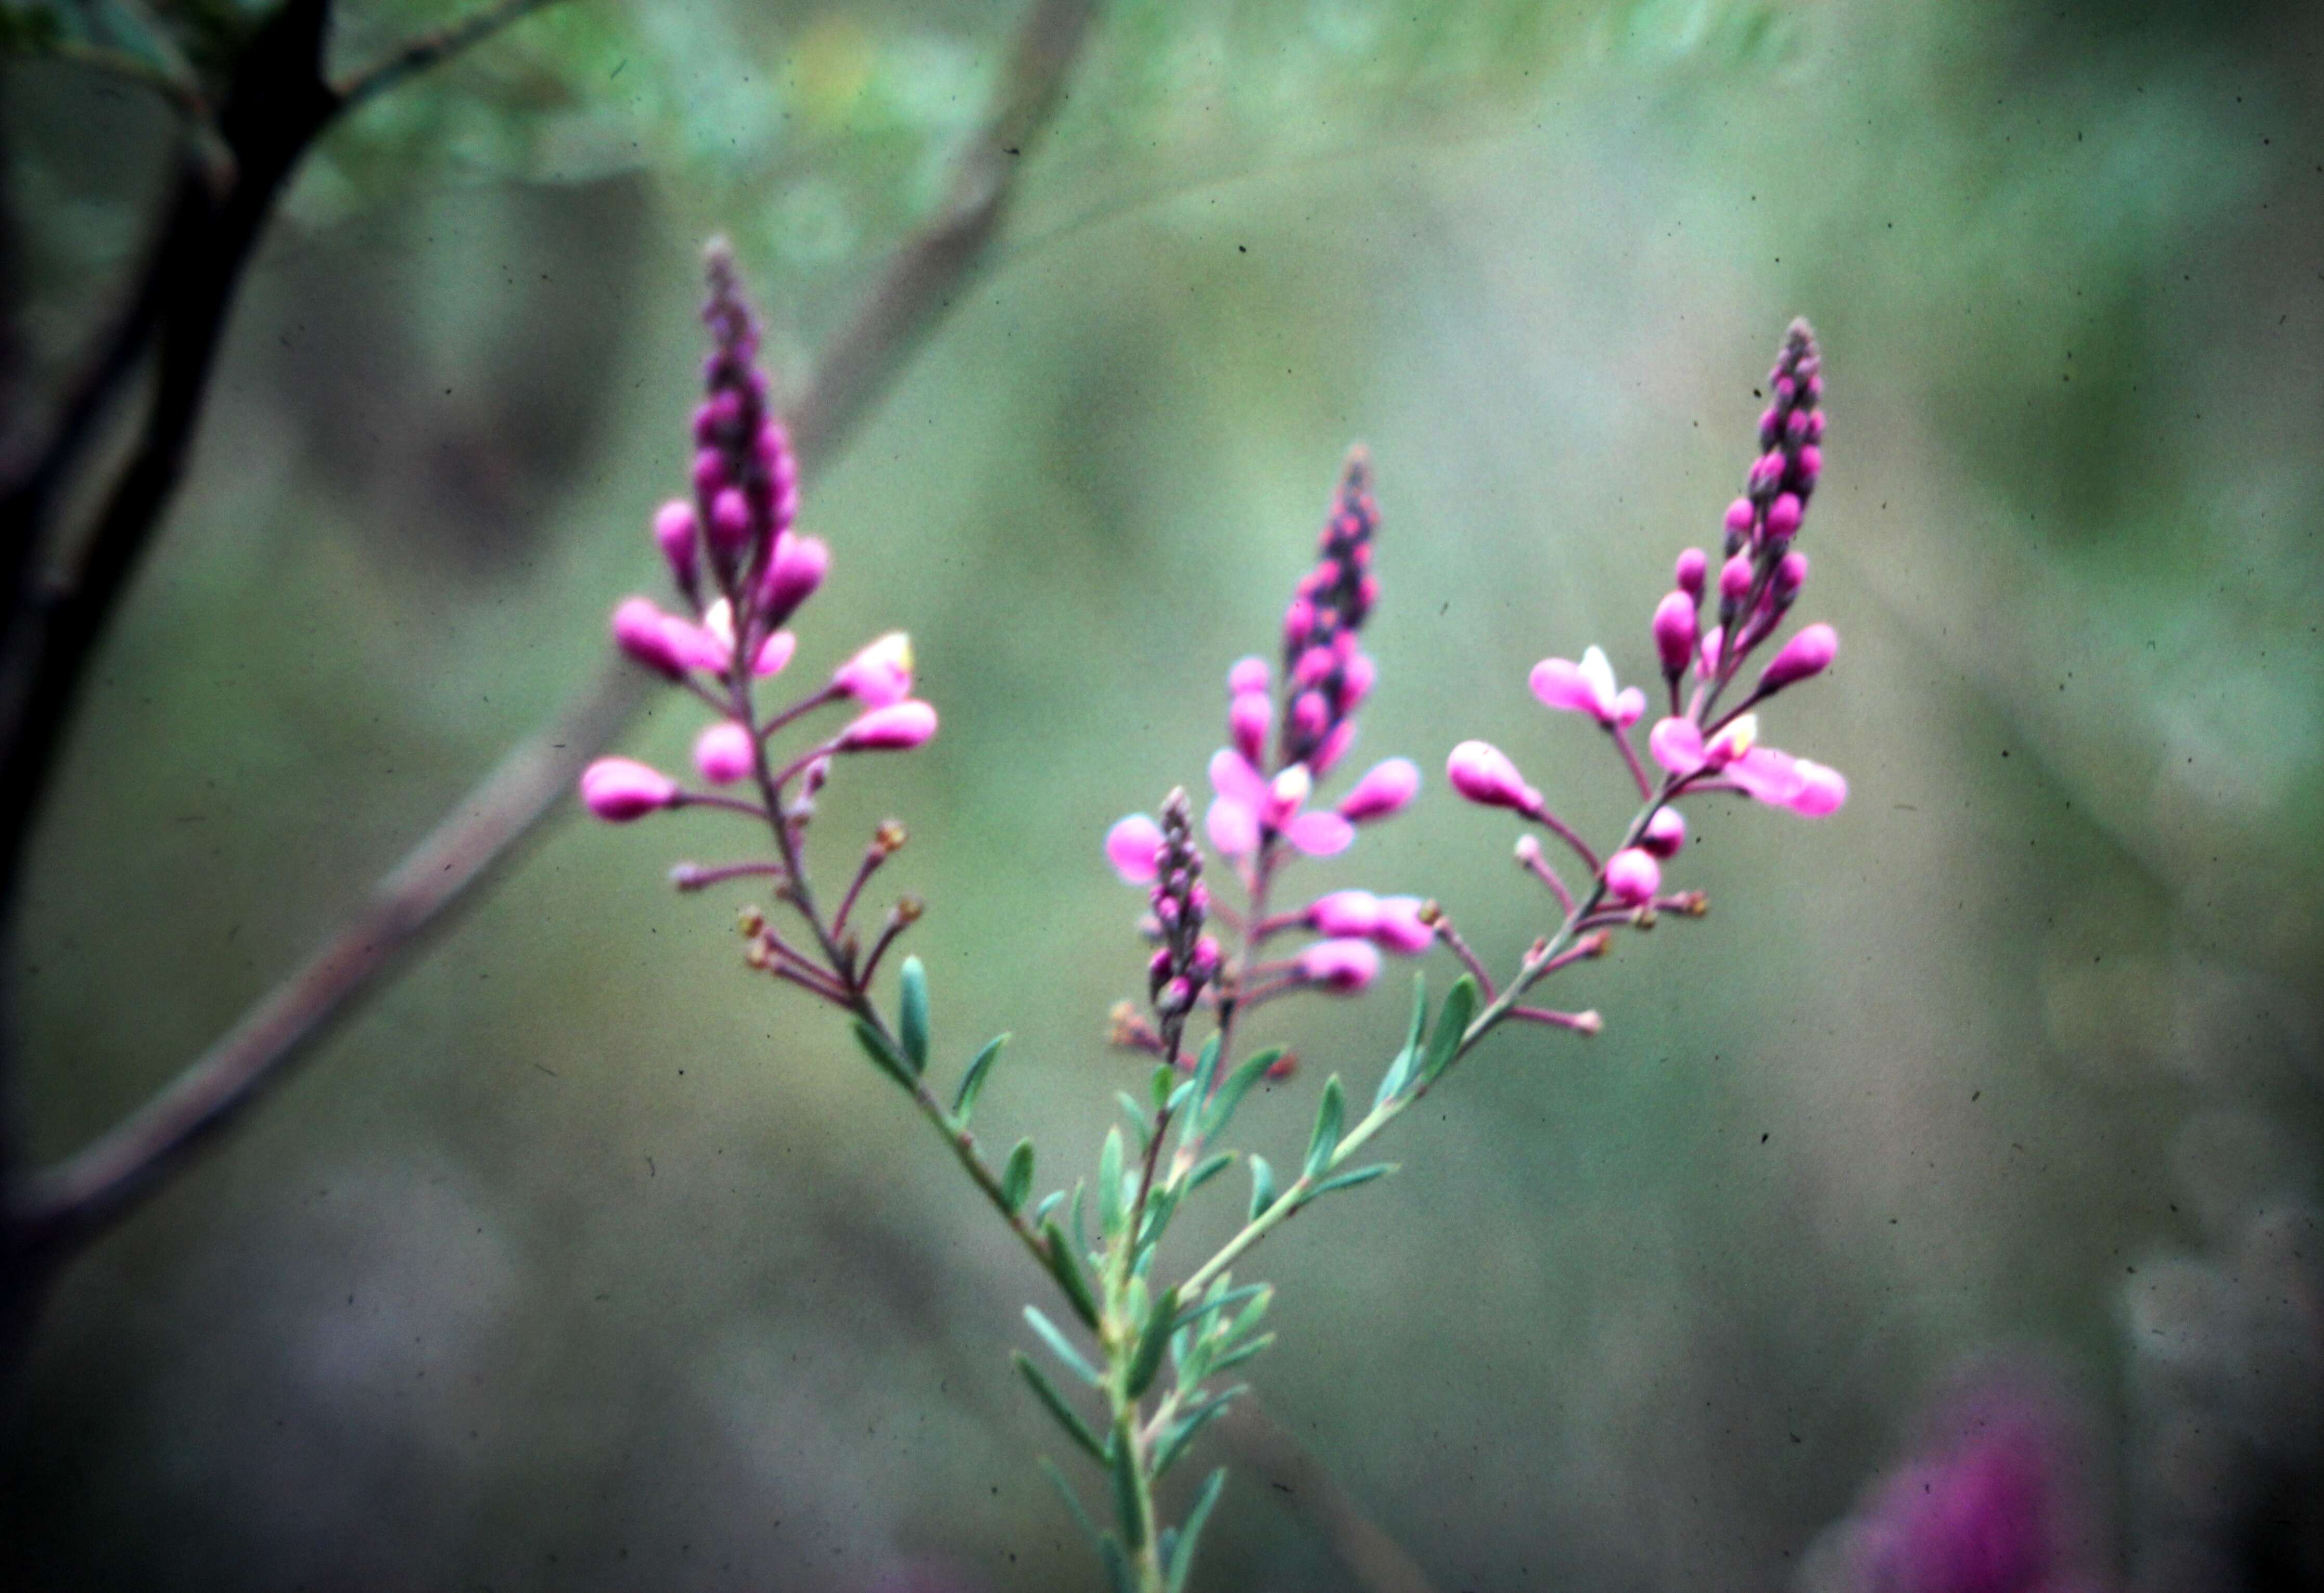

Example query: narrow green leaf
[1172,1282,1267,1335]
[1024,1305,1103,1387]
[1150,1063,1177,1113]
[1167,1468,1230,1593]
[1137,1182,1181,1251]
[1041,1221,1101,1329]
[1071,1179,1092,1256]
[1303,1163,1397,1202]
[1247,1154,1276,1222]
[1303,1074,1345,1179]
[1419,974,1478,1088]
[1208,1332,1276,1376]
[897,956,930,1074]
[1109,1415,1146,1549]
[1115,1092,1153,1154]
[1184,1152,1234,1193]
[850,1021,915,1092]
[1218,1288,1273,1351]
[1165,1077,1195,1116]
[1153,1384,1245,1478]
[1001,1139,1035,1214]
[1015,1352,1108,1461]
[1188,1032,1222,1109]
[1125,1285,1179,1398]
[952,1033,1008,1122]
[1100,1534,1135,1593]
[1201,1047,1284,1141]
[1033,1189,1065,1227]
[1374,973,1429,1108]
[1097,1127,1128,1243]
[1039,1456,1106,1554]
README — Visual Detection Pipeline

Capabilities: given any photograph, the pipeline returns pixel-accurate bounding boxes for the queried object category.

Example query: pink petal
[1208,747,1268,808]
[1206,798,1259,859]
[1611,686,1648,728]
[1649,717,1706,777]
[1337,756,1420,823]
[1104,814,1164,884]
[1728,746,1804,807]
[1370,895,1436,955]
[753,630,797,678]
[1528,657,1597,716]
[1786,759,1848,817]
[1284,810,1356,857]
[1307,889,1382,937]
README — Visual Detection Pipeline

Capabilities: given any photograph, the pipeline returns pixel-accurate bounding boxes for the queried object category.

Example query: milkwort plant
[581,245,1850,1592]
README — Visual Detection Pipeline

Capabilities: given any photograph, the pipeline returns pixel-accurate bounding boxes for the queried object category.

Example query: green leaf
[1015,1351,1108,1461]
[1137,1182,1181,1251]
[1208,1331,1276,1376]
[1115,1092,1153,1154]
[1201,1047,1284,1141]
[1187,1032,1222,1110]
[1097,1127,1128,1243]
[898,956,930,1074]
[1152,1384,1245,1478]
[1166,1468,1230,1593]
[1100,1534,1135,1593]
[1109,1414,1146,1549]
[1173,1282,1268,1335]
[1303,1074,1345,1179]
[1039,1456,1108,1560]
[1419,974,1478,1089]
[1374,973,1429,1108]
[952,1033,1008,1122]
[1165,1077,1196,1116]
[1184,1152,1234,1193]
[1041,1221,1101,1329]
[1001,1139,1036,1213]
[1024,1305,1103,1387]
[1303,1163,1397,1202]
[1247,1154,1277,1222]
[851,1021,916,1091]
[1151,1063,1178,1113]
[1125,1285,1179,1398]
[1033,1189,1066,1226]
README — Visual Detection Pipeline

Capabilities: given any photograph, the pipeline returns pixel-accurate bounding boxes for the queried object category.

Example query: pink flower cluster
[579,245,939,829]
[1449,319,1847,917]
[1105,451,1426,1028]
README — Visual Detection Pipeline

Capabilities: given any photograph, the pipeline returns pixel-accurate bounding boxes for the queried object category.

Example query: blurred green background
[3,0,2320,1588]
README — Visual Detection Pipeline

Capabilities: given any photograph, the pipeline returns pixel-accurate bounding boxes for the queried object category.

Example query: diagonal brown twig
[9,0,1099,1260]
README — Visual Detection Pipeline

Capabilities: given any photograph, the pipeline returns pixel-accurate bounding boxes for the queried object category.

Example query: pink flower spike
[1105,814,1165,884]
[1228,655,1271,695]
[1604,847,1661,906]
[693,721,755,784]
[1230,689,1272,766]
[653,500,699,587]
[834,699,937,752]
[611,597,688,678]
[1648,717,1706,778]
[1298,937,1381,993]
[580,756,679,821]
[1282,808,1355,857]
[834,633,914,706]
[752,630,797,678]
[1338,756,1420,823]
[1307,889,1382,937]
[1447,740,1540,813]
[1371,895,1436,955]
[1652,591,1699,676]
[1641,806,1687,858]
[1530,645,1642,726]
[1759,622,1837,693]
[759,533,829,619]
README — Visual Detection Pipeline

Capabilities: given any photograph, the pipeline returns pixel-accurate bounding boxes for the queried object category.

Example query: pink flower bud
[580,756,679,821]
[753,630,796,678]
[1723,497,1755,536]
[1675,548,1708,597]
[834,632,914,706]
[1773,551,1809,598]
[1309,720,1357,777]
[1230,690,1272,766]
[1337,756,1420,823]
[1371,895,1436,955]
[1764,492,1803,540]
[1720,553,1755,600]
[1263,765,1312,829]
[758,533,829,620]
[611,597,688,678]
[1297,937,1381,993]
[692,448,725,497]
[834,700,938,752]
[1759,622,1837,693]
[709,486,752,552]
[693,721,755,784]
[1652,590,1699,675]
[1447,741,1539,813]
[1291,690,1329,740]
[1798,444,1823,483]
[1341,649,1377,710]
[653,500,699,587]
[1228,656,1271,695]
[1105,814,1164,884]
[1604,846,1661,906]
[1786,759,1847,817]
[1640,806,1686,858]
[1307,889,1382,937]
[1282,597,1315,648]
